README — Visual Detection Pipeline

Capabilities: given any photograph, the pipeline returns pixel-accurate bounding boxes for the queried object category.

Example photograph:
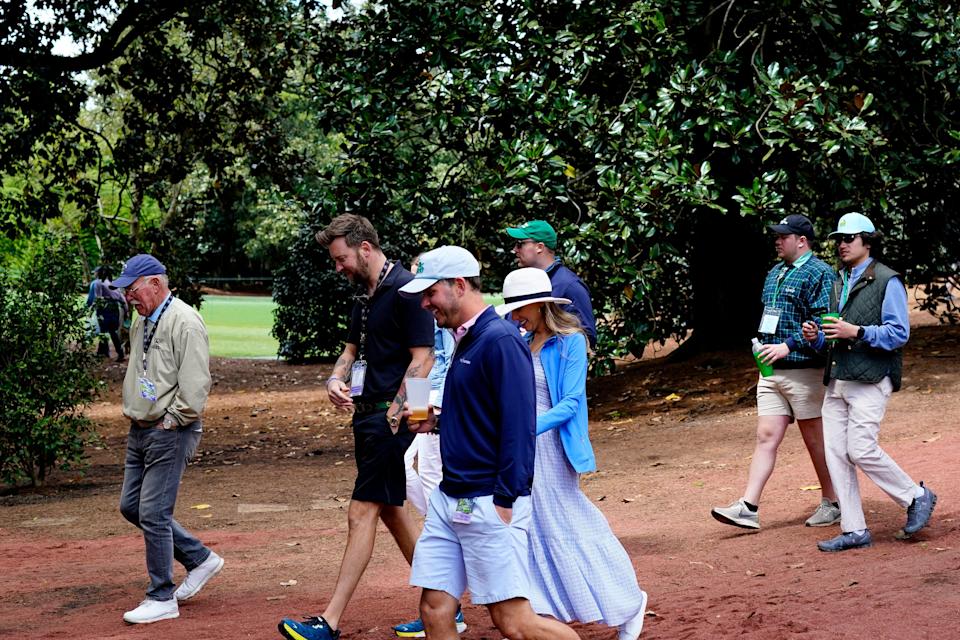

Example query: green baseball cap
[505,220,557,249]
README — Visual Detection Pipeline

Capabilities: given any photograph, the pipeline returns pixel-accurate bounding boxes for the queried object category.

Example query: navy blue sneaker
[817,529,873,552]
[278,615,340,640]
[393,608,466,637]
[904,482,937,534]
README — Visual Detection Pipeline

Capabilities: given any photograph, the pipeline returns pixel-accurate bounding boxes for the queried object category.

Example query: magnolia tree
[273,0,959,362]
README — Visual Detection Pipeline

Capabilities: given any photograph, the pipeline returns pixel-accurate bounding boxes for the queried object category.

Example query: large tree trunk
[674,211,769,358]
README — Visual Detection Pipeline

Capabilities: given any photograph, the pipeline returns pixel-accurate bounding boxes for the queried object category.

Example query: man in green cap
[505,220,597,347]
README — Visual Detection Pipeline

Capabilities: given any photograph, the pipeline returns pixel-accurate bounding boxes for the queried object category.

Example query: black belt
[353,401,391,415]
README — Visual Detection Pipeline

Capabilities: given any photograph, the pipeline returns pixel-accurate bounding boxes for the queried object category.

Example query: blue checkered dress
[526,353,644,626]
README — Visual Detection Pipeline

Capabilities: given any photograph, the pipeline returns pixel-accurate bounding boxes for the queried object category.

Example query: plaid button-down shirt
[758,251,836,365]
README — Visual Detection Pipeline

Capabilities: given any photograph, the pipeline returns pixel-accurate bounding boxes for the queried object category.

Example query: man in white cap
[801,213,937,551]
[398,246,580,640]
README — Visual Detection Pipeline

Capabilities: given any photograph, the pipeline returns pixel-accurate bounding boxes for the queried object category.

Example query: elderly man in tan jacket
[112,254,223,624]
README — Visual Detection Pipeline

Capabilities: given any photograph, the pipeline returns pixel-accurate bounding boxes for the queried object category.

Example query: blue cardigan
[536,331,596,473]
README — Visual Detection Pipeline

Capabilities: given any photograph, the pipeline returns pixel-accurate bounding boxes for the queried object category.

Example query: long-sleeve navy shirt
[439,306,536,508]
[546,260,597,348]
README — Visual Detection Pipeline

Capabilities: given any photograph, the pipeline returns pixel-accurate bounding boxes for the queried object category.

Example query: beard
[432,292,461,329]
[344,252,372,285]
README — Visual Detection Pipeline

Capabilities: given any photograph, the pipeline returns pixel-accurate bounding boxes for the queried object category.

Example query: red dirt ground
[2,314,959,639]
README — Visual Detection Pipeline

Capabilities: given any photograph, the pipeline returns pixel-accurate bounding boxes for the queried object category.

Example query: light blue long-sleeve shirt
[533,331,596,474]
[429,323,455,408]
[808,258,909,351]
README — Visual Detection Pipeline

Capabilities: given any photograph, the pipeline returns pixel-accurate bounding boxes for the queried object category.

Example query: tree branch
[0,2,190,73]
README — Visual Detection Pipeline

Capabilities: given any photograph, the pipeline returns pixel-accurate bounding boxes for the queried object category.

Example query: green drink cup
[821,313,840,344]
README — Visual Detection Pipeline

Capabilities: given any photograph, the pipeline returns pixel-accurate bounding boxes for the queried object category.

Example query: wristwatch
[388,414,401,429]
[856,325,866,340]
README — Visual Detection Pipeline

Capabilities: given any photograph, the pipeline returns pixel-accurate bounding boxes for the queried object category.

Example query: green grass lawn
[176,293,504,359]
[199,295,279,358]
[86,292,505,359]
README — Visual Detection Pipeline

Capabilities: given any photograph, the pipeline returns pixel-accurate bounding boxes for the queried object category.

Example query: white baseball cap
[829,212,876,237]
[398,246,481,295]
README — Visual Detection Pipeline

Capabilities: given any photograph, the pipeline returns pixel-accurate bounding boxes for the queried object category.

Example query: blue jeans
[120,422,211,601]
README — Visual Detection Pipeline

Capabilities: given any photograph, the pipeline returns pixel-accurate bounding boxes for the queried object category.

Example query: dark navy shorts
[352,411,416,506]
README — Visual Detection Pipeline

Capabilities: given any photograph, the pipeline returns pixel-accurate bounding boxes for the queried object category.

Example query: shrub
[0,236,102,488]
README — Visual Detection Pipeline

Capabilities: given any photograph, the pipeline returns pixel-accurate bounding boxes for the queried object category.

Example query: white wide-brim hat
[494,267,571,316]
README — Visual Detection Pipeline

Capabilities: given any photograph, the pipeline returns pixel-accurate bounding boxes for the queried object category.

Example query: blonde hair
[541,302,590,351]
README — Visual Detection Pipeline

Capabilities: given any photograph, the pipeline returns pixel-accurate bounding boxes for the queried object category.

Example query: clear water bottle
[752,338,774,377]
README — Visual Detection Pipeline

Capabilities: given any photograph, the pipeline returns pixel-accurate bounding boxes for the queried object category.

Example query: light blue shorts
[410,490,532,605]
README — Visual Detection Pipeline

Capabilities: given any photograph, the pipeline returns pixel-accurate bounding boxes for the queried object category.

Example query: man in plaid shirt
[712,214,840,531]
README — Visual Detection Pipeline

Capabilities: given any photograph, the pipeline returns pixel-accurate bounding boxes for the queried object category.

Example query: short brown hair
[315,214,381,249]
[444,276,483,292]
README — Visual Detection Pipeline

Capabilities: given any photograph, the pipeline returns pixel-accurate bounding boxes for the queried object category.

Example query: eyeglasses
[513,239,536,250]
[123,280,149,296]
[835,234,860,245]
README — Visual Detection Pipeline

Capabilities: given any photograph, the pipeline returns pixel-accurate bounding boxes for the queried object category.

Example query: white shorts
[756,367,825,421]
[410,490,531,605]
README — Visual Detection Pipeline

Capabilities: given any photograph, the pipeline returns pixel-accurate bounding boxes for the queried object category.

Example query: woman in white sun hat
[496,267,648,640]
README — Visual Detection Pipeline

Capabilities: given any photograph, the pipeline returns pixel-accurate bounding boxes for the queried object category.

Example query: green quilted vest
[824,260,904,391]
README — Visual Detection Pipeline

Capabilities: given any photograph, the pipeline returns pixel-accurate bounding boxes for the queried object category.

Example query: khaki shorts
[756,367,826,421]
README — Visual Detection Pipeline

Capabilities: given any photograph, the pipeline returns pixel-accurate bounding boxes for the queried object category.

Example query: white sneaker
[123,598,179,624]
[618,590,648,640]
[175,551,225,601]
[711,498,760,530]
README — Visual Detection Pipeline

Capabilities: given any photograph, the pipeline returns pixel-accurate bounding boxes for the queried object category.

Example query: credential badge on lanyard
[350,361,367,397]
[759,307,782,334]
[138,295,174,403]
[350,260,391,397]
[452,498,475,524]
[759,265,789,334]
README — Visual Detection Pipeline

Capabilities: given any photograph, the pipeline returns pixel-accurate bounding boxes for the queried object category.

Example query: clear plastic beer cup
[405,378,431,422]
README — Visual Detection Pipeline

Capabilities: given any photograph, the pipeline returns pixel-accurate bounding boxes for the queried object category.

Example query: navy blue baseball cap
[110,254,167,289]
[768,214,816,241]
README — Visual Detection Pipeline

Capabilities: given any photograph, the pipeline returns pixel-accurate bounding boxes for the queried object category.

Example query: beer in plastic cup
[406,378,431,421]
[409,407,430,421]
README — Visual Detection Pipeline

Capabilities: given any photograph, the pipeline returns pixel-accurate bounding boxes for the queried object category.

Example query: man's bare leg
[320,499,382,629]
[379,504,419,564]
[488,597,580,640]
[797,417,838,502]
[743,415,791,505]
[420,588,459,640]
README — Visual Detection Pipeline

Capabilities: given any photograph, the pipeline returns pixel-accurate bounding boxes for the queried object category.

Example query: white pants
[403,433,442,516]
[822,377,917,532]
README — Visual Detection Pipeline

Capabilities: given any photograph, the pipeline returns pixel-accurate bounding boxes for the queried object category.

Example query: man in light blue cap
[801,213,937,552]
